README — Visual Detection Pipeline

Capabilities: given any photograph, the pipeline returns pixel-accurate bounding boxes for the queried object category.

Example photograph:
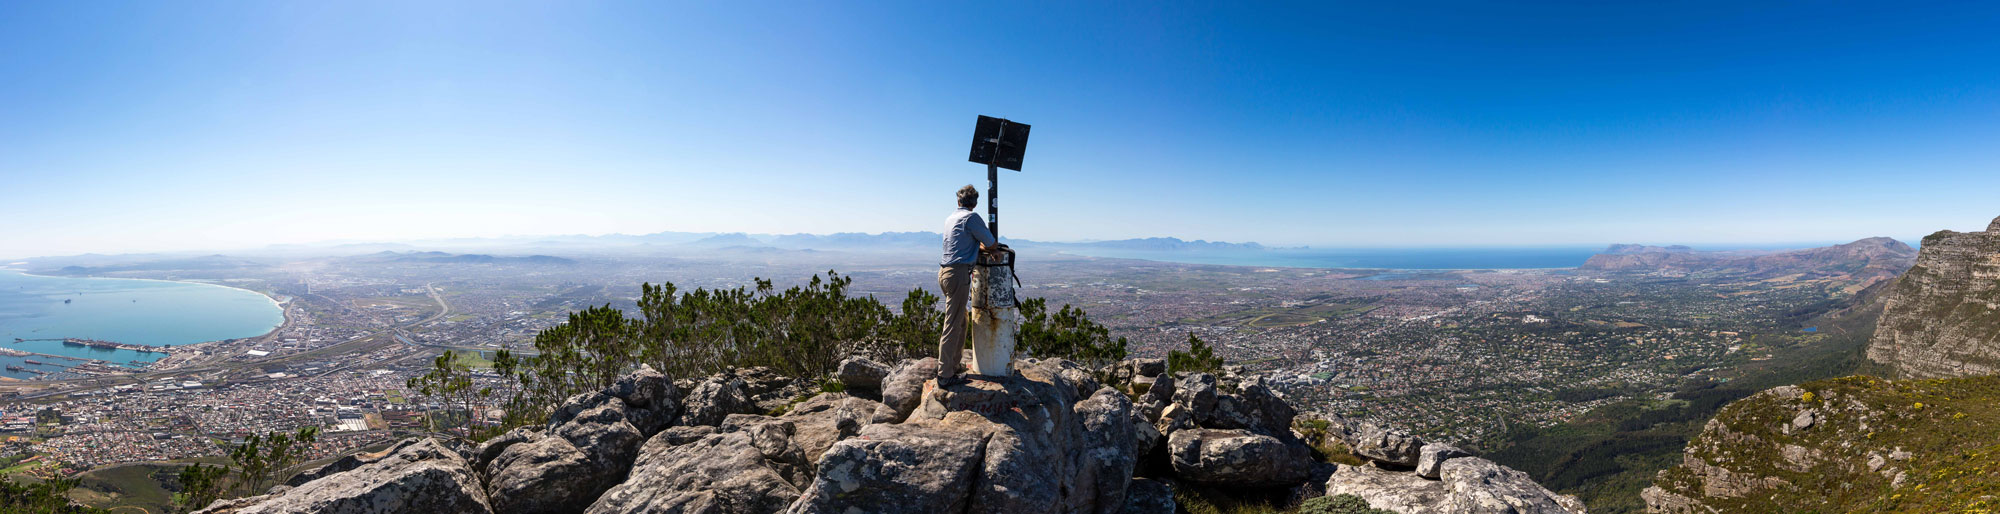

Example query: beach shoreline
[0,269,289,348]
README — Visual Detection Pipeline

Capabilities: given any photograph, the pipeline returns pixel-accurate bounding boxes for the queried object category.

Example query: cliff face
[1866,216,2000,378]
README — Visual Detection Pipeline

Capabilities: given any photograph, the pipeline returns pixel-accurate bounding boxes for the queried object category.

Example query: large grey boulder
[1323,464,1453,514]
[1440,457,1582,513]
[485,402,647,514]
[1418,443,1473,479]
[196,438,490,514]
[484,366,679,514]
[1207,376,1297,436]
[835,356,892,393]
[783,422,989,514]
[1343,422,1424,467]
[1133,358,1167,378]
[1320,458,1585,514]
[288,437,448,488]
[652,425,719,447]
[548,365,679,435]
[909,361,1086,514]
[587,426,805,514]
[1166,428,1313,487]
[1173,373,1218,415]
[678,374,759,427]
[1075,388,1138,514]
[728,367,812,413]
[469,427,538,474]
[774,392,883,465]
[1141,372,1175,407]
[879,357,940,423]
[716,415,812,486]
[792,359,1135,514]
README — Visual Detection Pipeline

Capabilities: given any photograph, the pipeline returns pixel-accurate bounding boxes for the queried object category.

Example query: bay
[0,270,283,378]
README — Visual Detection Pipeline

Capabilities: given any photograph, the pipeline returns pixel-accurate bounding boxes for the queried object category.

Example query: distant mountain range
[359,251,578,266]
[656,231,1271,253]
[1581,237,1916,286]
[45,254,270,275]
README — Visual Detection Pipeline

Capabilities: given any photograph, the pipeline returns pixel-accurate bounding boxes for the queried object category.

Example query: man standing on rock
[939,185,995,386]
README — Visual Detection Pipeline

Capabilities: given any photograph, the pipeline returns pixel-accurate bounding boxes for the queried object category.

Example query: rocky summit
[194,355,1578,514]
[1866,215,2000,379]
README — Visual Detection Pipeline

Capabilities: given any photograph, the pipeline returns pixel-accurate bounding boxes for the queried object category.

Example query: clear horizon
[5,2,1999,257]
[0,228,1933,263]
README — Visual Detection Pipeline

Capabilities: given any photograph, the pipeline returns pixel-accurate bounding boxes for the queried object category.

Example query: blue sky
[4,1,1998,257]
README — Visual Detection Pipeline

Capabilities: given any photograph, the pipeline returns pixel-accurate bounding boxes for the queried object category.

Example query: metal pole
[996,163,1008,237]
[988,122,1002,238]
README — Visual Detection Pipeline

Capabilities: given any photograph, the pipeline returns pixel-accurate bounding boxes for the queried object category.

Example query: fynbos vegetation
[476,271,1124,431]
[1169,332,1224,374]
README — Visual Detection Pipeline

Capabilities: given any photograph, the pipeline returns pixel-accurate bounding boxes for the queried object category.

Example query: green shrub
[1016,298,1128,368]
[1169,332,1224,374]
[494,271,1126,428]
[0,477,108,513]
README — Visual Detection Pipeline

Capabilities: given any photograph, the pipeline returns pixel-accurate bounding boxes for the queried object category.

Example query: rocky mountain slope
[1580,237,1915,288]
[1644,215,2000,513]
[1865,216,2000,378]
[196,357,1582,514]
[1642,375,2000,513]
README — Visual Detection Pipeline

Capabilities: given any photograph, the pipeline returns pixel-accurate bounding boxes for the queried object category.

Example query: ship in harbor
[5,365,22,372]
[23,359,45,365]
[59,338,171,354]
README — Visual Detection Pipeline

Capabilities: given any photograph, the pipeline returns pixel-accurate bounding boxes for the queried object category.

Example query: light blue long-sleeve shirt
[941,208,997,266]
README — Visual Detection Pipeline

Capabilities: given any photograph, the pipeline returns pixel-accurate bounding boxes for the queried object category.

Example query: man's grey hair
[957,185,979,208]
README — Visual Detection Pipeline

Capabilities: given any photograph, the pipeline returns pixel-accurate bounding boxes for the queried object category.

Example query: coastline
[0,269,288,345]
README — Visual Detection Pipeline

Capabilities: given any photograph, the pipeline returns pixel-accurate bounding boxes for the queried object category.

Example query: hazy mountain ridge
[1581,237,1916,286]
[44,255,272,276]
[1602,244,1694,255]
[363,251,579,266]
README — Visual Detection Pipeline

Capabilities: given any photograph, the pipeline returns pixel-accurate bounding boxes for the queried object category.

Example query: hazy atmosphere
[7,2,2000,257]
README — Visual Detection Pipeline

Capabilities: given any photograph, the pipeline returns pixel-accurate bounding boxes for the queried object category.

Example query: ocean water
[1060,247,1602,270]
[0,270,283,378]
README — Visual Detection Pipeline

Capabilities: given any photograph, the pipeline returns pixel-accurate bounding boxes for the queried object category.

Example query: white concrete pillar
[968,251,1019,377]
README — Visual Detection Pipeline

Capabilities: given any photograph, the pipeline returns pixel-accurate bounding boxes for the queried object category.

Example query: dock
[42,338,173,354]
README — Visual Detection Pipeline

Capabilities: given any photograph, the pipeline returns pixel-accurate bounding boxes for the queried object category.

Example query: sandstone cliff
[1865,216,2000,378]
[198,357,1580,514]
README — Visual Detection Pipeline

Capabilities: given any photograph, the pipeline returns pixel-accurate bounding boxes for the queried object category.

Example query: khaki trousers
[937,264,973,377]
